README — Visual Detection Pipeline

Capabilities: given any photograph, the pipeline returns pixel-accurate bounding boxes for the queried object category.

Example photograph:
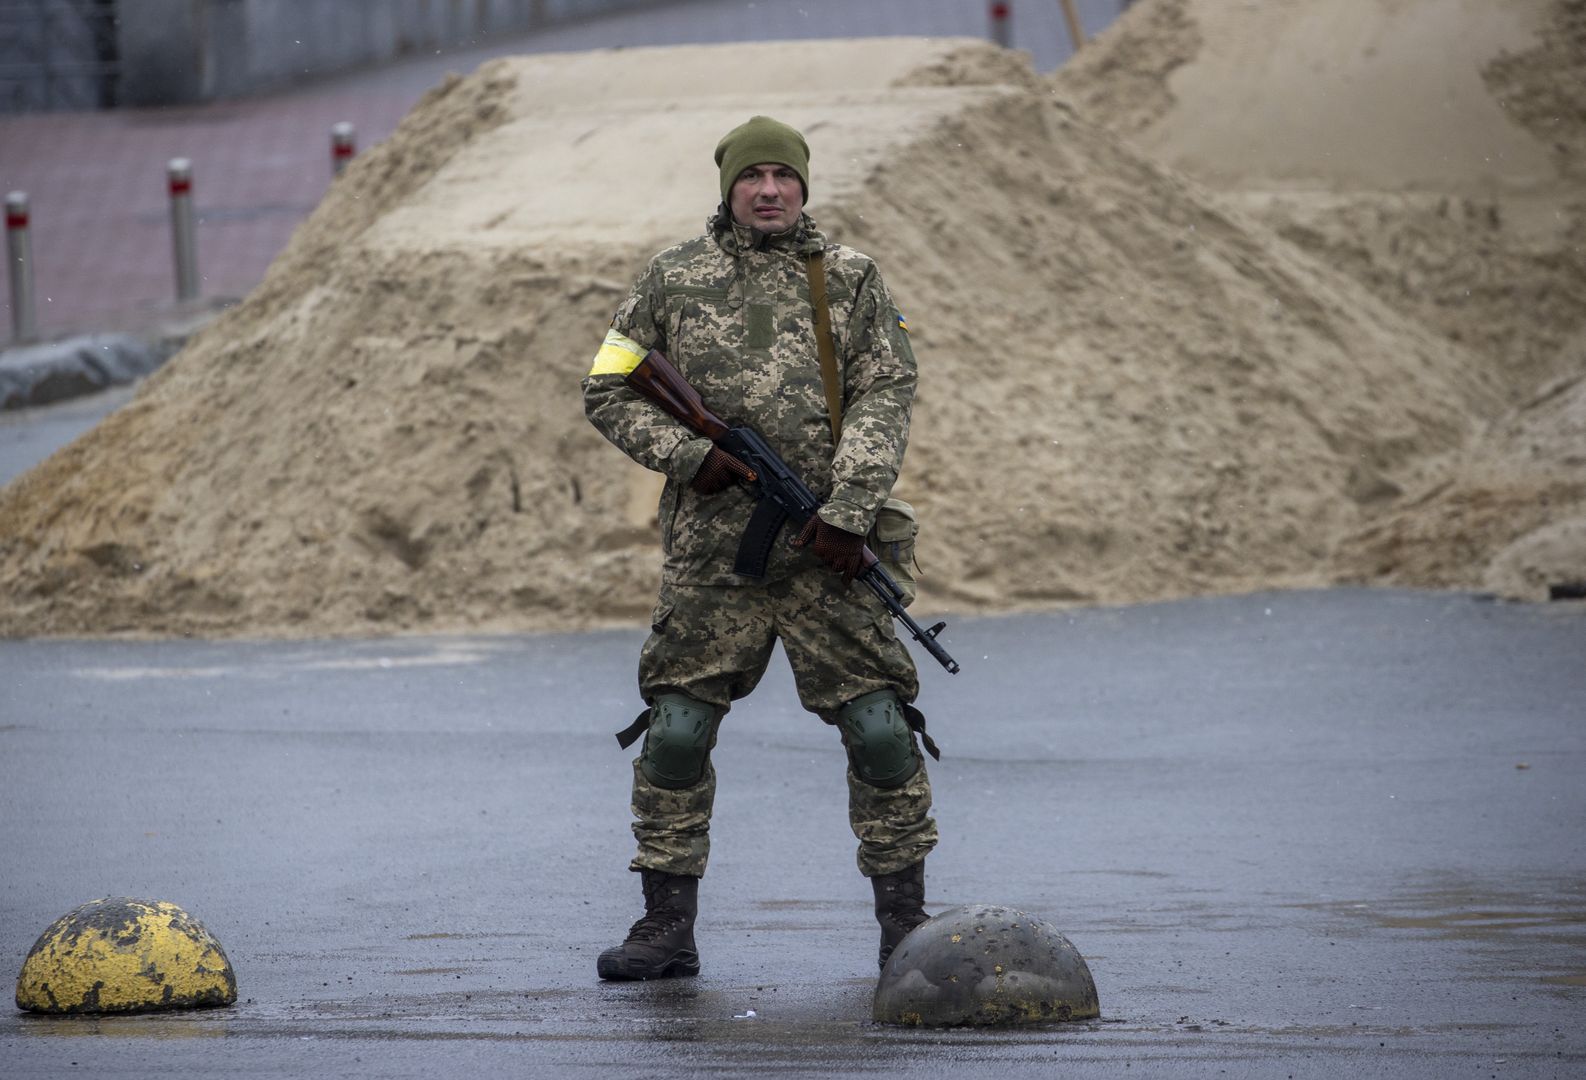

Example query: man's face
[729,162,804,234]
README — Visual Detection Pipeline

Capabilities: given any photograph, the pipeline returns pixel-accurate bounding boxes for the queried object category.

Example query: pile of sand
[1,10,1581,639]
[1058,0,1586,600]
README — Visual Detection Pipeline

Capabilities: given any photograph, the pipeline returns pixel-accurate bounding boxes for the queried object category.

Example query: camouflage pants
[628,571,937,878]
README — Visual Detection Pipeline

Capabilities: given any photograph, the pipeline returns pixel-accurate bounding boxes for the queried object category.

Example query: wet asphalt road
[0,385,138,488]
[2,585,1583,1078]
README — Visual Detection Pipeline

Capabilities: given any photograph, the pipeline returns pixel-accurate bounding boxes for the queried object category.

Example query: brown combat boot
[597,870,701,981]
[872,860,929,970]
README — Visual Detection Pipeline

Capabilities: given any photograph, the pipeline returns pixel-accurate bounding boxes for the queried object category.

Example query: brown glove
[690,446,756,495]
[792,515,866,582]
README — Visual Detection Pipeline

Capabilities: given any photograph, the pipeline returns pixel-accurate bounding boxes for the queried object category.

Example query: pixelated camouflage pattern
[847,760,938,877]
[630,756,937,879]
[627,573,935,878]
[583,210,918,584]
[630,758,717,877]
[638,574,920,714]
[588,206,934,880]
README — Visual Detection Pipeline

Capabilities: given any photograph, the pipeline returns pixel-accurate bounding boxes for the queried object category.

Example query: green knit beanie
[714,115,811,205]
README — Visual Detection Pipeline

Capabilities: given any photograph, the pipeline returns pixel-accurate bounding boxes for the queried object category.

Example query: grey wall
[116,0,662,107]
[1,0,121,113]
[116,0,203,106]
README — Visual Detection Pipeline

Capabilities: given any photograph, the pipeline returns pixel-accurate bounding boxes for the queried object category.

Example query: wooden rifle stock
[626,349,732,441]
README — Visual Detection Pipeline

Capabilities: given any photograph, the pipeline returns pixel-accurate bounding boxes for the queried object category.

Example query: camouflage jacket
[583,209,917,586]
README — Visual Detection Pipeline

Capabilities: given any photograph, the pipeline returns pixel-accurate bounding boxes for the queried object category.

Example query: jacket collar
[709,205,827,258]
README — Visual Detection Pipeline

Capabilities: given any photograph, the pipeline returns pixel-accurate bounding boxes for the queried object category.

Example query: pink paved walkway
[1,0,1114,340]
[1,88,416,337]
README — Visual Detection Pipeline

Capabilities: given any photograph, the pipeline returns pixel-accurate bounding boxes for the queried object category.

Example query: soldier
[582,115,938,980]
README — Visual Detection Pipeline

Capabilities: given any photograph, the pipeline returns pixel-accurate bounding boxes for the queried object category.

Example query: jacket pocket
[659,479,682,556]
[650,587,675,634]
[666,284,731,300]
[868,497,920,608]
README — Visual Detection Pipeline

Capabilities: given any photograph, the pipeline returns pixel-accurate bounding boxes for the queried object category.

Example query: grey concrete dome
[872,904,1099,1027]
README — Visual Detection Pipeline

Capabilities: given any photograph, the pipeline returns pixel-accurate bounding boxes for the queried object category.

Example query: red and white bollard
[167,158,198,302]
[5,191,37,344]
[331,122,356,177]
[989,2,1012,49]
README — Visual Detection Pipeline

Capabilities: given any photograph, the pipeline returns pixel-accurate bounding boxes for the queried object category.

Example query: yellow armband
[588,329,646,376]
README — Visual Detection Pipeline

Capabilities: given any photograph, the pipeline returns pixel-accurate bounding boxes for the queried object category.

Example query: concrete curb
[0,334,175,410]
[0,303,227,410]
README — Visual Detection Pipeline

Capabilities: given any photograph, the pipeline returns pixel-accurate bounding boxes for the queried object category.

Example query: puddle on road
[405,931,541,940]
[14,1013,231,1040]
[1294,877,1586,993]
[69,641,502,681]
[14,880,1578,1060]
[11,988,1572,1072]
[1295,881,1586,944]
[753,898,848,911]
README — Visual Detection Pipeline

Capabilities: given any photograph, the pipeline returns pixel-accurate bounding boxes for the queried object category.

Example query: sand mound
[1058,0,1586,602]
[0,27,1576,638]
[1063,0,1560,192]
[1336,368,1586,599]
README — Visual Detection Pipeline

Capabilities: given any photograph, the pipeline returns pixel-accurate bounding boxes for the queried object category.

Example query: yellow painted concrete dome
[16,897,237,1014]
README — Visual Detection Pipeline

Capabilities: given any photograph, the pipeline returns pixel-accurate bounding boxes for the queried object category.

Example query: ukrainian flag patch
[896,313,909,335]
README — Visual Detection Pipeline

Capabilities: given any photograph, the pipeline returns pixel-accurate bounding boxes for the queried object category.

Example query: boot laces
[624,906,687,944]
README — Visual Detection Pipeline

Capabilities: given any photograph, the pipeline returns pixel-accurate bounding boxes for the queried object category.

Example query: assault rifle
[625,348,960,675]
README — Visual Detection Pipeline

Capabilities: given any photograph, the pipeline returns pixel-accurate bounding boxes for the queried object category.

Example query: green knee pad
[640,692,717,790]
[838,690,919,789]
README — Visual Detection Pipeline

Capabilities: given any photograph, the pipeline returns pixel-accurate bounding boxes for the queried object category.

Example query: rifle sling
[805,252,843,445]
